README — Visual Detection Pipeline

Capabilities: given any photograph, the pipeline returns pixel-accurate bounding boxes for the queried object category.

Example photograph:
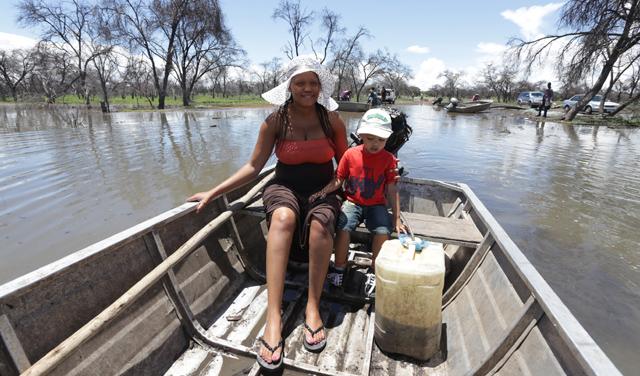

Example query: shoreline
[2,100,638,127]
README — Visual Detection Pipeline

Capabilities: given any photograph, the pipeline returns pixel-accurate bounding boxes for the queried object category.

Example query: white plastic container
[374,238,445,360]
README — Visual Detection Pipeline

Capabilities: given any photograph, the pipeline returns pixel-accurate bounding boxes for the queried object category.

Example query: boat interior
[0,171,617,375]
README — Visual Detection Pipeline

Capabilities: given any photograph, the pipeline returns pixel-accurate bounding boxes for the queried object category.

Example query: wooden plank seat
[240,200,483,247]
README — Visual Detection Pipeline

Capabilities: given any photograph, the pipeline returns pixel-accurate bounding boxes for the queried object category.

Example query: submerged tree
[511,0,640,120]
[18,0,113,106]
[0,49,35,102]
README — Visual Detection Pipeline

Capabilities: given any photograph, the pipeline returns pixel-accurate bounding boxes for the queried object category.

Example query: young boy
[309,108,405,297]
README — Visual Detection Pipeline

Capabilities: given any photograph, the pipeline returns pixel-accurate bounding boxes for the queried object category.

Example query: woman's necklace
[287,108,308,141]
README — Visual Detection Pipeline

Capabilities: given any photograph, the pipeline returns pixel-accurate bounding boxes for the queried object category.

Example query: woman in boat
[187,56,348,370]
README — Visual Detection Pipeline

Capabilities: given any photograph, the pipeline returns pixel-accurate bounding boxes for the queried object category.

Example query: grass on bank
[0,94,267,109]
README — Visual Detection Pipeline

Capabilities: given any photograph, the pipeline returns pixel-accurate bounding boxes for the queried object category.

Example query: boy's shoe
[327,265,345,288]
[364,272,376,298]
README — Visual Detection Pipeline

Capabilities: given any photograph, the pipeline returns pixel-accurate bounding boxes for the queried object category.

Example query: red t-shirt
[336,145,397,206]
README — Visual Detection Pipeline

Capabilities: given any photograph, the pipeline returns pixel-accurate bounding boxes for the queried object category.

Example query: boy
[309,108,405,297]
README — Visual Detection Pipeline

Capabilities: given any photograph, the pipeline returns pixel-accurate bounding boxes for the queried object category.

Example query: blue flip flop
[303,322,327,353]
[256,336,284,371]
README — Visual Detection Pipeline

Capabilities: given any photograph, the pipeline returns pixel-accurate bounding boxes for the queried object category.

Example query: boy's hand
[395,220,407,235]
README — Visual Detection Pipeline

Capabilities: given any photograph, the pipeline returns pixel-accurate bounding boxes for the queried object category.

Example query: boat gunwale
[457,182,621,376]
[0,166,277,300]
[0,202,198,299]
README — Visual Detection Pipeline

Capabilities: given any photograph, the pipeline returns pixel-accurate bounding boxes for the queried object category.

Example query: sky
[0,0,565,90]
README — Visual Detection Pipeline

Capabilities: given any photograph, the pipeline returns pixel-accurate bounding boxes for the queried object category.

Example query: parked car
[380,88,396,104]
[516,91,544,107]
[562,94,620,114]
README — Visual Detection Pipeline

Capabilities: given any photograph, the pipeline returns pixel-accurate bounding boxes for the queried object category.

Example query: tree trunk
[10,86,17,102]
[182,88,190,106]
[158,93,166,109]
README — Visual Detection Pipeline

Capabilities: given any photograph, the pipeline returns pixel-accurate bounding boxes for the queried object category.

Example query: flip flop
[256,336,284,371]
[303,322,327,353]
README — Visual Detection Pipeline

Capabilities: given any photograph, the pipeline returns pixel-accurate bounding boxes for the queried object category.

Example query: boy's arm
[309,177,344,202]
[386,182,406,234]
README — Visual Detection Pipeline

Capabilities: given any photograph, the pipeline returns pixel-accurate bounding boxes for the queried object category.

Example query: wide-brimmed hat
[261,55,338,111]
[357,108,392,139]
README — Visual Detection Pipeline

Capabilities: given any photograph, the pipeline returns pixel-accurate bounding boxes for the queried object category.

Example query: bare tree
[330,27,369,97]
[272,0,313,59]
[171,0,242,106]
[0,49,35,101]
[30,42,77,103]
[510,0,640,120]
[310,9,343,64]
[254,57,284,93]
[380,55,412,95]
[439,70,462,98]
[482,63,518,102]
[18,0,112,106]
[349,49,389,101]
[122,55,156,107]
[106,0,187,109]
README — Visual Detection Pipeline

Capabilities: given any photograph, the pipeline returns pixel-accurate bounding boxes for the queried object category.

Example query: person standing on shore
[537,82,554,117]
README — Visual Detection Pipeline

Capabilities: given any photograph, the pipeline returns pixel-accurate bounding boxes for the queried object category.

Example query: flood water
[1,104,638,374]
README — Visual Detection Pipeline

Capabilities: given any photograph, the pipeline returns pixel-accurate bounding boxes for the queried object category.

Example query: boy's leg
[370,234,390,272]
[334,230,351,268]
[328,201,361,287]
[364,205,394,272]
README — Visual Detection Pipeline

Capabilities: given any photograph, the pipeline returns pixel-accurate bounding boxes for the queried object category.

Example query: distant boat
[446,100,492,113]
[337,100,369,112]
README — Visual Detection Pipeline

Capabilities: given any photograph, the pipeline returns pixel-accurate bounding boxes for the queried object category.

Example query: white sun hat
[357,108,393,139]
[261,55,338,111]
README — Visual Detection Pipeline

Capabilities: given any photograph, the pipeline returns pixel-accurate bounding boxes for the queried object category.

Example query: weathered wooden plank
[458,183,622,376]
[0,314,31,373]
[400,211,483,246]
[21,172,274,376]
[361,308,375,376]
[443,233,494,307]
[470,296,544,375]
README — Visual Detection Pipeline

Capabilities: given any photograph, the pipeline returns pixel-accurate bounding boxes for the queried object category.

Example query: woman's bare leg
[305,219,333,344]
[260,207,296,363]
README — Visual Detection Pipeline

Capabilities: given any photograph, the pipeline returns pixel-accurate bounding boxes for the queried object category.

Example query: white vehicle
[516,91,544,107]
[563,94,619,114]
[380,88,396,104]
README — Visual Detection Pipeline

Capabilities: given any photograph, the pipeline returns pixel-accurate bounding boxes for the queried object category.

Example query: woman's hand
[187,191,215,213]
[395,220,407,235]
[308,190,326,203]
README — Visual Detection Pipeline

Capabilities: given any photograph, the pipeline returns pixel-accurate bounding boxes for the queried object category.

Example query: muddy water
[0,104,638,374]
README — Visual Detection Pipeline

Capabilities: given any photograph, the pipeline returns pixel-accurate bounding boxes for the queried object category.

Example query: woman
[187,56,347,369]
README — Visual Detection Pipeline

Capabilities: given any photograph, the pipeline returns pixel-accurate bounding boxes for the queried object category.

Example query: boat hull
[0,169,621,376]
[337,101,369,112]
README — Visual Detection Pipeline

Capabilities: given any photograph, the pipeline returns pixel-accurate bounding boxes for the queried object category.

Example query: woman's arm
[308,177,344,203]
[187,119,277,213]
[330,112,348,162]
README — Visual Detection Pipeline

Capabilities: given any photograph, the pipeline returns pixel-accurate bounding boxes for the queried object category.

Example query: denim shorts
[336,201,392,235]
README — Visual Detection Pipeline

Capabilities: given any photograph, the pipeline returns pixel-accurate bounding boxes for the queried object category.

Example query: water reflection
[0,104,638,374]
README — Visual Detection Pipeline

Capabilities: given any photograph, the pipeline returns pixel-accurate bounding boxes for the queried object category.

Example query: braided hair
[271,96,334,143]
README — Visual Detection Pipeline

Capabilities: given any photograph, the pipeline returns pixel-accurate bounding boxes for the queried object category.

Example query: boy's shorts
[336,201,392,235]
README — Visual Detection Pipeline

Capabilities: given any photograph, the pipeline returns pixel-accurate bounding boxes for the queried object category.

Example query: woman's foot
[303,307,326,351]
[259,316,283,364]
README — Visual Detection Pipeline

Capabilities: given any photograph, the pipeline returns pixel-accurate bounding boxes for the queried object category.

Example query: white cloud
[501,3,563,40]
[410,58,446,90]
[0,32,38,50]
[407,45,430,54]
